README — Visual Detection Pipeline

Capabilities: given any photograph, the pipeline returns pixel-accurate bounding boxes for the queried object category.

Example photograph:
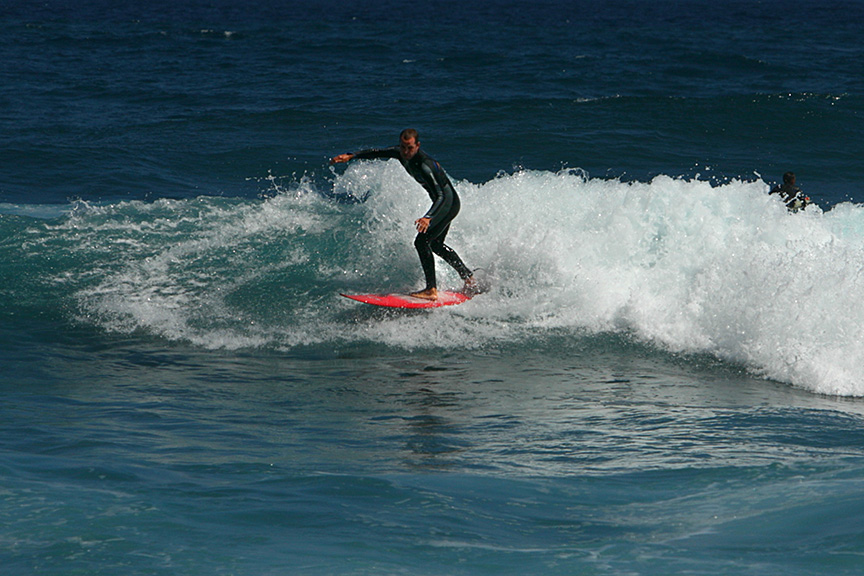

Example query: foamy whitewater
[31,164,863,396]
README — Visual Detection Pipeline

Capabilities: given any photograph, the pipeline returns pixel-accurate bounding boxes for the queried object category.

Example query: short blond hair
[400,128,419,142]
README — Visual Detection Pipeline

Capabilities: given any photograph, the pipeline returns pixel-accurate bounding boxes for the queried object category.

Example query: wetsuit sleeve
[352,147,401,160]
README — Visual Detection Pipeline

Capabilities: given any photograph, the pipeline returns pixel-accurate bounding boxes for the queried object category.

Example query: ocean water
[3,0,864,574]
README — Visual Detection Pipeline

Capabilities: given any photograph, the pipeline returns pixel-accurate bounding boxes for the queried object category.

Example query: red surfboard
[341,290,471,309]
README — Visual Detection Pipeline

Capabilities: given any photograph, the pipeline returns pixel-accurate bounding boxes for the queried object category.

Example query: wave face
[4,163,864,396]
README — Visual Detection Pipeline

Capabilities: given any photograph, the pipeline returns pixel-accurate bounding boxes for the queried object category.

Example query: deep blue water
[3,1,864,574]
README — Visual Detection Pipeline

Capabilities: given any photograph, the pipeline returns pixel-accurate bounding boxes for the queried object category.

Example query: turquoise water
[3,1,864,574]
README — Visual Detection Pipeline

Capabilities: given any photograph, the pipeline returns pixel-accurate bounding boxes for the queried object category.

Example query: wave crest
[12,166,864,396]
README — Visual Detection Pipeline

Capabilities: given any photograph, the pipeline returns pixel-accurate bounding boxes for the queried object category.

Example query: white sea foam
[451,168,864,396]
[338,164,864,396]
[65,165,864,396]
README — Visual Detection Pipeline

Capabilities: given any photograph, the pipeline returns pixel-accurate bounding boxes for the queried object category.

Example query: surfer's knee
[414,234,431,251]
[428,238,447,255]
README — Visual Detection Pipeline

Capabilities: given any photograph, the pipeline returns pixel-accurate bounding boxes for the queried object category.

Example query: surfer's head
[783,171,796,185]
[399,128,420,160]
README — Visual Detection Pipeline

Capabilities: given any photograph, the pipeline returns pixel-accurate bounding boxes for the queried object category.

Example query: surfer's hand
[415,217,430,233]
[330,153,354,164]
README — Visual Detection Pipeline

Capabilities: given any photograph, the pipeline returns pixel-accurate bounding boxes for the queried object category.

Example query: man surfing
[331,129,475,301]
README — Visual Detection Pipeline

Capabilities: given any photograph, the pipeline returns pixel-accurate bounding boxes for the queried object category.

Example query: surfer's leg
[414,232,437,291]
[411,207,472,299]
[431,241,472,281]
[428,224,472,282]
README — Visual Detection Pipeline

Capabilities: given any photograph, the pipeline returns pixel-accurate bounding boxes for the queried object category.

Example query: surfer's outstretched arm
[332,148,401,165]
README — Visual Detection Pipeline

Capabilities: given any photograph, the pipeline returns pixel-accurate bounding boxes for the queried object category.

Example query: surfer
[331,129,475,301]
[770,171,810,212]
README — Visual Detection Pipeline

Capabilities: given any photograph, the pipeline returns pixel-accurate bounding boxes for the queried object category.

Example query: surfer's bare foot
[462,275,479,295]
[409,288,438,301]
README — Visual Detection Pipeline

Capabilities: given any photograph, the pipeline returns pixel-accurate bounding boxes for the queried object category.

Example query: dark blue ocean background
[3,1,864,574]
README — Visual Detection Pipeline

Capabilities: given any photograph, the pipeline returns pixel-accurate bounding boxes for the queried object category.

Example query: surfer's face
[399,137,420,160]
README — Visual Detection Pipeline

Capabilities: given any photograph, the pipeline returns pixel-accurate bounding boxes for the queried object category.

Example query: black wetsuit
[352,146,472,290]
[770,183,809,212]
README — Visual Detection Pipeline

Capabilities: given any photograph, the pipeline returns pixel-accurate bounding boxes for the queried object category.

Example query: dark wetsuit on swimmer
[770,172,810,213]
[352,146,473,290]
[770,182,806,211]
